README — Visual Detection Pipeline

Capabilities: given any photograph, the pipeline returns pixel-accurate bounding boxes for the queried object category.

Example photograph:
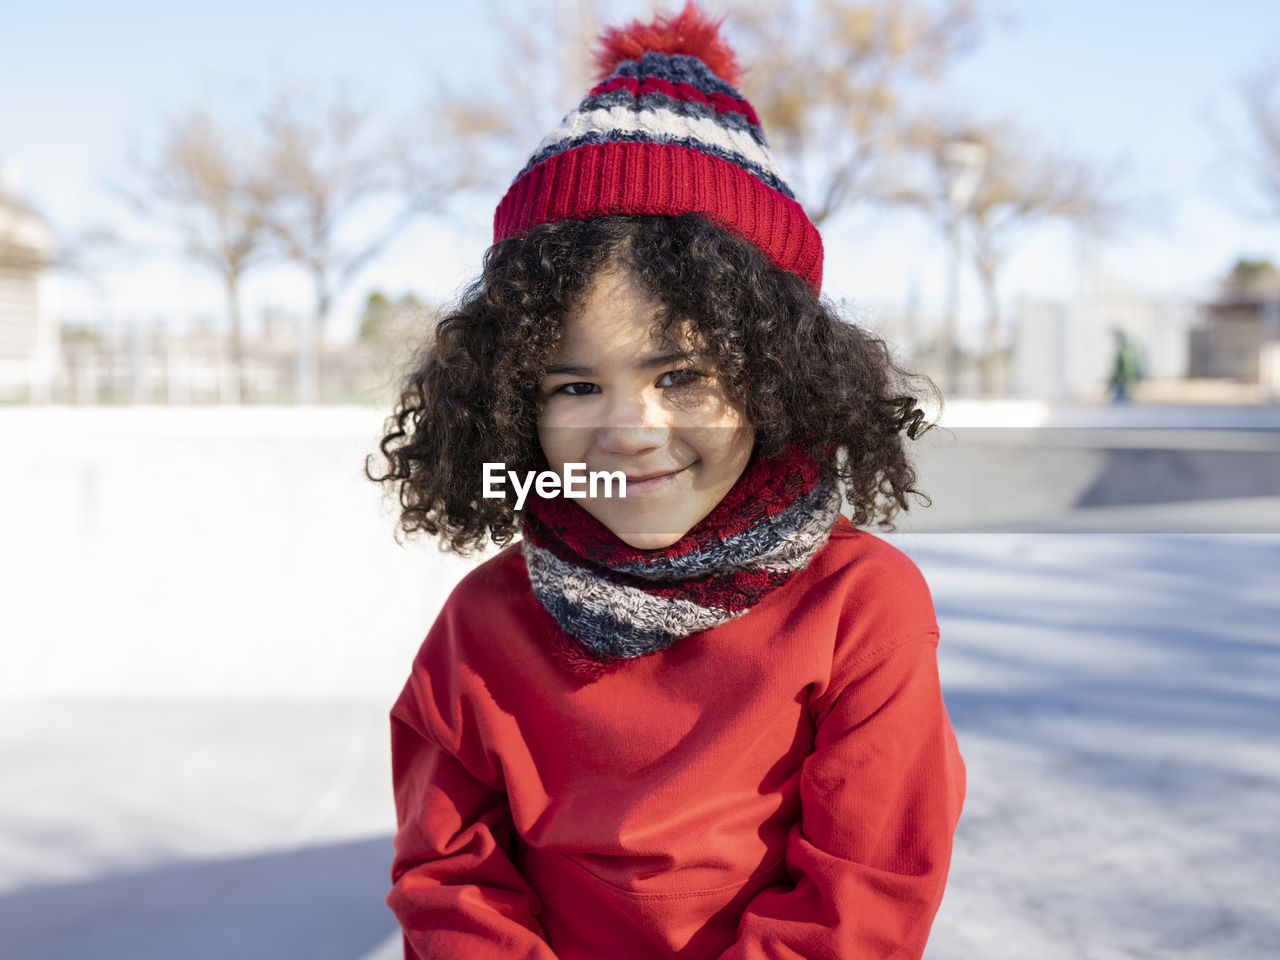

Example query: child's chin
[583,495,715,550]
[614,528,689,550]
[593,509,696,549]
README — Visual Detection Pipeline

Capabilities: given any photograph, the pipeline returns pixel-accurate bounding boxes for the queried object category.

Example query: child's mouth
[624,464,692,496]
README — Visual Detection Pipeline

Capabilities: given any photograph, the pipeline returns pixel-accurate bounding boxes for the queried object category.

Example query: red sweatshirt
[388,515,966,959]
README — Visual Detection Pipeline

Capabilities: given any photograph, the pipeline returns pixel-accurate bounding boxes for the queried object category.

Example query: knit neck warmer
[519,444,844,680]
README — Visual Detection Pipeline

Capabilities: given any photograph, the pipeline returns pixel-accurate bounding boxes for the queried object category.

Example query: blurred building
[1009,289,1197,402]
[866,283,1199,402]
[1189,266,1280,398]
[0,169,58,402]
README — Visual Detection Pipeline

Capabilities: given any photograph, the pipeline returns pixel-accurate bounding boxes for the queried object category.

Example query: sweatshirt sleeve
[718,634,966,960]
[386,673,559,960]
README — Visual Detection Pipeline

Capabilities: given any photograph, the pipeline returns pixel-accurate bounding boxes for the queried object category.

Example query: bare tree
[408,0,983,233]
[405,0,991,236]
[123,107,271,401]
[729,0,989,226]
[125,75,498,405]
[1229,59,1280,221]
[398,0,602,208]
[256,82,427,403]
[886,115,1153,394]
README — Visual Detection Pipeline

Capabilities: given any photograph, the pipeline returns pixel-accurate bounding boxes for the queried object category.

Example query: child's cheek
[676,375,747,428]
[539,393,597,428]
[536,421,588,474]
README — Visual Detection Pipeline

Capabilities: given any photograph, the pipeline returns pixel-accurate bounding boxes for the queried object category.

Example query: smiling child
[368,5,965,958]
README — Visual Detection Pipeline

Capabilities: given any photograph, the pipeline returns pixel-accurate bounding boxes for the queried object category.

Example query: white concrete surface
[3,405,1279,958]
[4,530,1278,959]
[1,406,477,701]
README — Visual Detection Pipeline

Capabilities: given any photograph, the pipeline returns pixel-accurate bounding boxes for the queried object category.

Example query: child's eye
[554,382,599,396]
[656,368,706,389]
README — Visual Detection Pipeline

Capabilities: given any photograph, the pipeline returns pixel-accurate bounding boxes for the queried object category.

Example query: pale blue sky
[3,0,1279,342]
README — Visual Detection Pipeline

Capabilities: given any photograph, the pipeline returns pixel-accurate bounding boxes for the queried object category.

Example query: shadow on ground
[0,835,394,960]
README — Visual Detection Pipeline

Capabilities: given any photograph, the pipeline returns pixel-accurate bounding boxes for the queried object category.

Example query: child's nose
[595,391,668,455]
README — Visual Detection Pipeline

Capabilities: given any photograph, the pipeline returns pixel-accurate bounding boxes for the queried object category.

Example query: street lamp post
[938,140,987,397]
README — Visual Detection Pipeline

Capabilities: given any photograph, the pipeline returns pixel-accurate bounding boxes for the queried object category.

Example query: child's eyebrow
[544,351,696,377]
[638,350,698,369]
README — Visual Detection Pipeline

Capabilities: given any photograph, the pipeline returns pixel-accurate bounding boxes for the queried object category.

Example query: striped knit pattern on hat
[520,443,844,680]
[493,2,824,291]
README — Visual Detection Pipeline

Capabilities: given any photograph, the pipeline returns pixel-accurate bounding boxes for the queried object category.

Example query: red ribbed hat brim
[493,141,823,291]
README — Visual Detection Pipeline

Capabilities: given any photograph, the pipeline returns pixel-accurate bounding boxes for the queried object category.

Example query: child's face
[536,266,755,549]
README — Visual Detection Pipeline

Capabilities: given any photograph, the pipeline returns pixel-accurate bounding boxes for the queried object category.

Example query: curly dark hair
[367,213,941,554]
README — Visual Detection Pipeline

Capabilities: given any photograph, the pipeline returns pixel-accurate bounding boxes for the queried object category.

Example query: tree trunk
[313,271,331,403]
[225,272,245,403]
[977,259,1003,397]
[295,272,328,405]
[297,311,317,405]
[943,213,962,396]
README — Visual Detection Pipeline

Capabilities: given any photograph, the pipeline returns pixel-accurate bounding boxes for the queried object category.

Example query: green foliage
[1222,257,1280,290]
[359,289,425,343]
[61,324,102,342]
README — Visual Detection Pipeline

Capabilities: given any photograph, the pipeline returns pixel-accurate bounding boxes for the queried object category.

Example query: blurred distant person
[1109,327,1144,403]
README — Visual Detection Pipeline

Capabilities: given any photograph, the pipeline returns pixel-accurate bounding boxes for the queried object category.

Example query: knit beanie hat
[492,1,824,291]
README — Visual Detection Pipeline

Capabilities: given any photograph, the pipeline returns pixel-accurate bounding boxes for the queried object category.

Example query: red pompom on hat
[593,3,743,88]
[492,1,823,291]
